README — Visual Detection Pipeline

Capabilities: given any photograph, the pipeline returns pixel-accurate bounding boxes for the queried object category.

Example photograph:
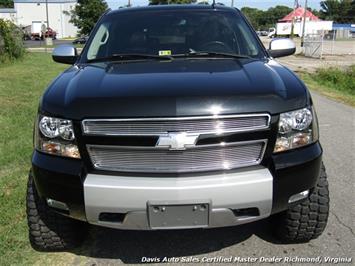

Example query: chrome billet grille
[82,114,270,136]
[87,140,267,173]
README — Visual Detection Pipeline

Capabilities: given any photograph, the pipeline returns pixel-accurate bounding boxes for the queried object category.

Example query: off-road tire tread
[275,163,329,242]
[26,173,85,251]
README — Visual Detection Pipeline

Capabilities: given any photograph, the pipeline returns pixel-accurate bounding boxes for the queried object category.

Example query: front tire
[273,163,329,242]
[26,173,86,251]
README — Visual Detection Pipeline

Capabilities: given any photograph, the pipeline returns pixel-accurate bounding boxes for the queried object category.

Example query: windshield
[83,9,265,62]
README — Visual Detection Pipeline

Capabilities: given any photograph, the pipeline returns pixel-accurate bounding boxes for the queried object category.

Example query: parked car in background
[256,30,268,36]
[42,28,57,40]
[72,35,89,44]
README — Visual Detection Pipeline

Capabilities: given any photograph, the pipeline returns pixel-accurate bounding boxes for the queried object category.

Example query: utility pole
[290,0,298,39]
[290,4,295,39]
[45,0,49,29]
[128,0,131,7]
[231,0,234,8]
[44,0,52,47]
[301,0,308,46]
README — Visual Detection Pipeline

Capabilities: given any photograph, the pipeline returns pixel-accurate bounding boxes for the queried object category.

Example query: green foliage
[242,1,354,29]
[0,19,25,62]
[265,5,294,23]
[0,0,13,8]
[307,7,321,17]
[64,0,108,36]
[319,0,354,23]
[349,0,355,18]
[0,53,70,265]
[314,66,355,95]
[241,5,293,30]
[149,0,196,5]
[241,7,264,29]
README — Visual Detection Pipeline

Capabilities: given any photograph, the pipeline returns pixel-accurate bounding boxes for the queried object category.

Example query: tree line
[0,0,353,36]
[319,0,354,24]
[241,5,293,31]
[242,0,354,31]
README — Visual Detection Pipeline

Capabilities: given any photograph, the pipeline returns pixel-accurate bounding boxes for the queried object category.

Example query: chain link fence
[303,29,355,58]
[304,34,323,58]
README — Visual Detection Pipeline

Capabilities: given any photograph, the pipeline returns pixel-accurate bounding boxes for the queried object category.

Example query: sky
[106,0,322,10]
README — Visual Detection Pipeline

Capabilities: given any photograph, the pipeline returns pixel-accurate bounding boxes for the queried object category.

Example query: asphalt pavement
[60,92,354,265]
[23,39,73,48]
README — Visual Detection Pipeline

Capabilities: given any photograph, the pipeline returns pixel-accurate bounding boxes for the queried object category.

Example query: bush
[314,66,355,95]
[0,19,25,62]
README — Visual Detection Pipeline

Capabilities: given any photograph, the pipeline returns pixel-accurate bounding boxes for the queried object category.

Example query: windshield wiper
[174,50,252,59]
[87,53,173,63]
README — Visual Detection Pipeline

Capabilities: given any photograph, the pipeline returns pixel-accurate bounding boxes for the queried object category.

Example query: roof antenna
[212,0,216,8]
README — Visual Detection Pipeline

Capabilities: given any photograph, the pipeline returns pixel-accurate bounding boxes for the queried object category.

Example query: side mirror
[52,45,78,64]
[268,38,296,58]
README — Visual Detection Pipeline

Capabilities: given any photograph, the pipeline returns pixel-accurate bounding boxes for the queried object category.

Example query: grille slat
[82,114,270,136]
[87,141,266,173]
[83,114,270,173]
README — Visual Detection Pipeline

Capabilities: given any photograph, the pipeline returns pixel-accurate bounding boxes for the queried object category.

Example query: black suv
[27,5,329,251]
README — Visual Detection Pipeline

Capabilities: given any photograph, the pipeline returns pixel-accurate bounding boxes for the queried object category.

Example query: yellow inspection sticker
[159,50,172,56]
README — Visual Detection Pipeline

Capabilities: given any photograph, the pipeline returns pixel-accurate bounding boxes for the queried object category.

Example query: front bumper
[84,167,272,229]
[31,141,322,229]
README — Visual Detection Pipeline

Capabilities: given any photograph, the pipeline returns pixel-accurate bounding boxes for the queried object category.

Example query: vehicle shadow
[71,219,281,264]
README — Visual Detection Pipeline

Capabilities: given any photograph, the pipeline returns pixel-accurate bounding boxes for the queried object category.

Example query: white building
[1,0,78,39]
[0,8,17,22]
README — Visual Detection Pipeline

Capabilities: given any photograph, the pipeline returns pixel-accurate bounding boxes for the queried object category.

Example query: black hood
[41,58,309,120]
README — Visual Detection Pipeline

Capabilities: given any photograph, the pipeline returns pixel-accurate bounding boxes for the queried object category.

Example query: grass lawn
[0,53,84,265]
[0,53,353,265]
[300,66,355,107]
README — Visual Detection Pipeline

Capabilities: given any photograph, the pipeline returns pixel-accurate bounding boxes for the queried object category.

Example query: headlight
[274,107,318,153]
[35,115,80,158]
[39,116,75,140]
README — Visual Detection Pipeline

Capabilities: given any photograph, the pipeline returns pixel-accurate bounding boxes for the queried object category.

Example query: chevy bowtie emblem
[156,132,199,150]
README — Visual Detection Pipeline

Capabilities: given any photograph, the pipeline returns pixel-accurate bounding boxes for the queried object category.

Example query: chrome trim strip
[87,139,268,150]
[81,113,271,136]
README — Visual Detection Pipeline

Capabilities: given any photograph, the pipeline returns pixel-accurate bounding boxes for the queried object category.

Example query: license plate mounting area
[147,201,210,229]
